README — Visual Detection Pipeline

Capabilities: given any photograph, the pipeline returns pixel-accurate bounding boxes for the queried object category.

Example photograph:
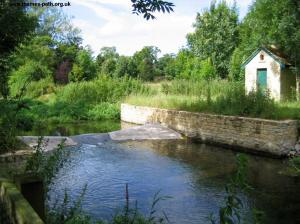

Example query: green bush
[57,75,148,104]
[128,79,300,120]
[211,84,276,118]
[17,76,149,123]
[25,76,56,98]
[87,103,120,120]
[0,99,31,154]
[9,60,52,97]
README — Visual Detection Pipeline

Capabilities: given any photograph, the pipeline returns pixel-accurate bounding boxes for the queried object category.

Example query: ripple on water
[49,140,300,224]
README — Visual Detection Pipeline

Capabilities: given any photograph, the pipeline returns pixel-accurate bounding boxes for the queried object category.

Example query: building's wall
[280,68,296,100]
[121,104,299,157]
[245,50,281,100]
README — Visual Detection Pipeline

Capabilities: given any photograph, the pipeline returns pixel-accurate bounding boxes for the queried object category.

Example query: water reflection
[49,139,300,224]
[18,120,121,136]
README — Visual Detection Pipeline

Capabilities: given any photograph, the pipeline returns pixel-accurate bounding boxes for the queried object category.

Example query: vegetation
[209,154,264,224]
[1,0,300,222]
[126,80,300,120]
[187,1,239,78]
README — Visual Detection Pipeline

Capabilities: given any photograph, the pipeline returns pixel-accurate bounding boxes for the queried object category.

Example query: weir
[121,103,299,157]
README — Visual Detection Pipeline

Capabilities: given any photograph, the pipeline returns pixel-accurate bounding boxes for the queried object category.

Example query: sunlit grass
[125,80,300,120]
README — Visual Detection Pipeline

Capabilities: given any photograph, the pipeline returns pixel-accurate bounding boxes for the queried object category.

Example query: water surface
[49,140,300,224]
[18,120,120,136]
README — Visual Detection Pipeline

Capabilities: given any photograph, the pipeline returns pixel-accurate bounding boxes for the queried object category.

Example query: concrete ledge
[0,137,77,163]
[0,178,44,224]
[121,104,299,157]
[109,123,182,141]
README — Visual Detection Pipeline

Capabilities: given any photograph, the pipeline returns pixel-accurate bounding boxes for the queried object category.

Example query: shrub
[25,76,56,98]
[212,86,276,118]
[9,60,52,97]
[57,76,148,104]
[87,103,120,120]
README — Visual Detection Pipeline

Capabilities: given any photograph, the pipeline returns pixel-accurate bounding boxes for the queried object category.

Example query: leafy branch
[131,0,175,20]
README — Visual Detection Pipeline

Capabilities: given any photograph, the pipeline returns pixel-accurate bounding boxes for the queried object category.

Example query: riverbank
[121,103,300,158]
[126,80,300,120]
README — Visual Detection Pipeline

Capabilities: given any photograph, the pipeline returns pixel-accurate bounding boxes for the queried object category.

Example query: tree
[69,47,96,82]
[0,0,37,97]
[30,4,82,45]
[157,54,177,79]
[54,43,80,84]
[11,35,55,69]
[174,49,202,80]
[238,0,300,92]
[132,46,160,81]
[114,56,132,77]
[187,0,239,78]
[96,47,119,76]
[8,35,56,96]
[131,0,175,20]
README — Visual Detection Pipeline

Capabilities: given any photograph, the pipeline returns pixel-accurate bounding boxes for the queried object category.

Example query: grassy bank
[126,80,300,120]
[15,76,149,125]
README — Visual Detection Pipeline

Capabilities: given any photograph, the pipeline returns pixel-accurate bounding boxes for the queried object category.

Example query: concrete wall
[0,178,44,224]
[245,50,281,100]
[121,104,299,157]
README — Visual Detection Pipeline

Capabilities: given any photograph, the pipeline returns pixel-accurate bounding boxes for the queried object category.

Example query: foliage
[112,189,171,224]
[219,154,251,224]
[114,56,133,78]
[0,98,32,154]
[31,3,82,45]
[25,76,56,98]
[48,184,171,224]
[96,47,119,76]
[173,49,198,79]
[209,154,264,224]
[156,54,177,79]
[131,0,174,20]
[187,0,239,78]
[18,76,149,123]
[47,185,91,224]
[0,0,37,97]
[87,103,120,120]
[132,46,160,81]
[69,47,96,82]
[236,0,300,79]
[25,137,70,192]
[9,60,52,97]
[57,76,146,104]
[127,80,300,120]
[211,85,276,118]
[196,58,216,81]
[228,48,245,81]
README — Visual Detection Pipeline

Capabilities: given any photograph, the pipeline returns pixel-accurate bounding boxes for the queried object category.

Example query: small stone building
[242,46,296,101]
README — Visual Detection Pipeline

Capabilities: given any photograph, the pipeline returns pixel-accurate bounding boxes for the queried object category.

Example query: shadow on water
[18,120,121,136]
[48,139,300,224]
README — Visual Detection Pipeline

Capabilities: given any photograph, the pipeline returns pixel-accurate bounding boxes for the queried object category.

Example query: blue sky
[63,0,254,56]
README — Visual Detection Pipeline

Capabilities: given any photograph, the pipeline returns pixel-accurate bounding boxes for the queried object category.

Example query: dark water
[18,120,120,136]
[49,140,300,224]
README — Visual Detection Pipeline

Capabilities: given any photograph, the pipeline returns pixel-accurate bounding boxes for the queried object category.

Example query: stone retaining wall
[0,178,44,224]
[121,104,299,157]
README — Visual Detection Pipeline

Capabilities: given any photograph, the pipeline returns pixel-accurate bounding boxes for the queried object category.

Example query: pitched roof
[241,46,292,68]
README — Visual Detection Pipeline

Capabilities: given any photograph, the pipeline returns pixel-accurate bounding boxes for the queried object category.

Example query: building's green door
[257,69,267,91]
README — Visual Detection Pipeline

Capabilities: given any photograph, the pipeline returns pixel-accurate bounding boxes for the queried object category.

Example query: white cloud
[70,0,252,56]
[71,0,194,56]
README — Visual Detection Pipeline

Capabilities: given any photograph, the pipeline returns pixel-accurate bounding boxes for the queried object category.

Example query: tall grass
[56,75,148,104]
[20,76,150,123]
[126,80,300,120]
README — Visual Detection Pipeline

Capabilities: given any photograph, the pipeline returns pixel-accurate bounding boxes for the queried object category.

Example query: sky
[63,0,254,56]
